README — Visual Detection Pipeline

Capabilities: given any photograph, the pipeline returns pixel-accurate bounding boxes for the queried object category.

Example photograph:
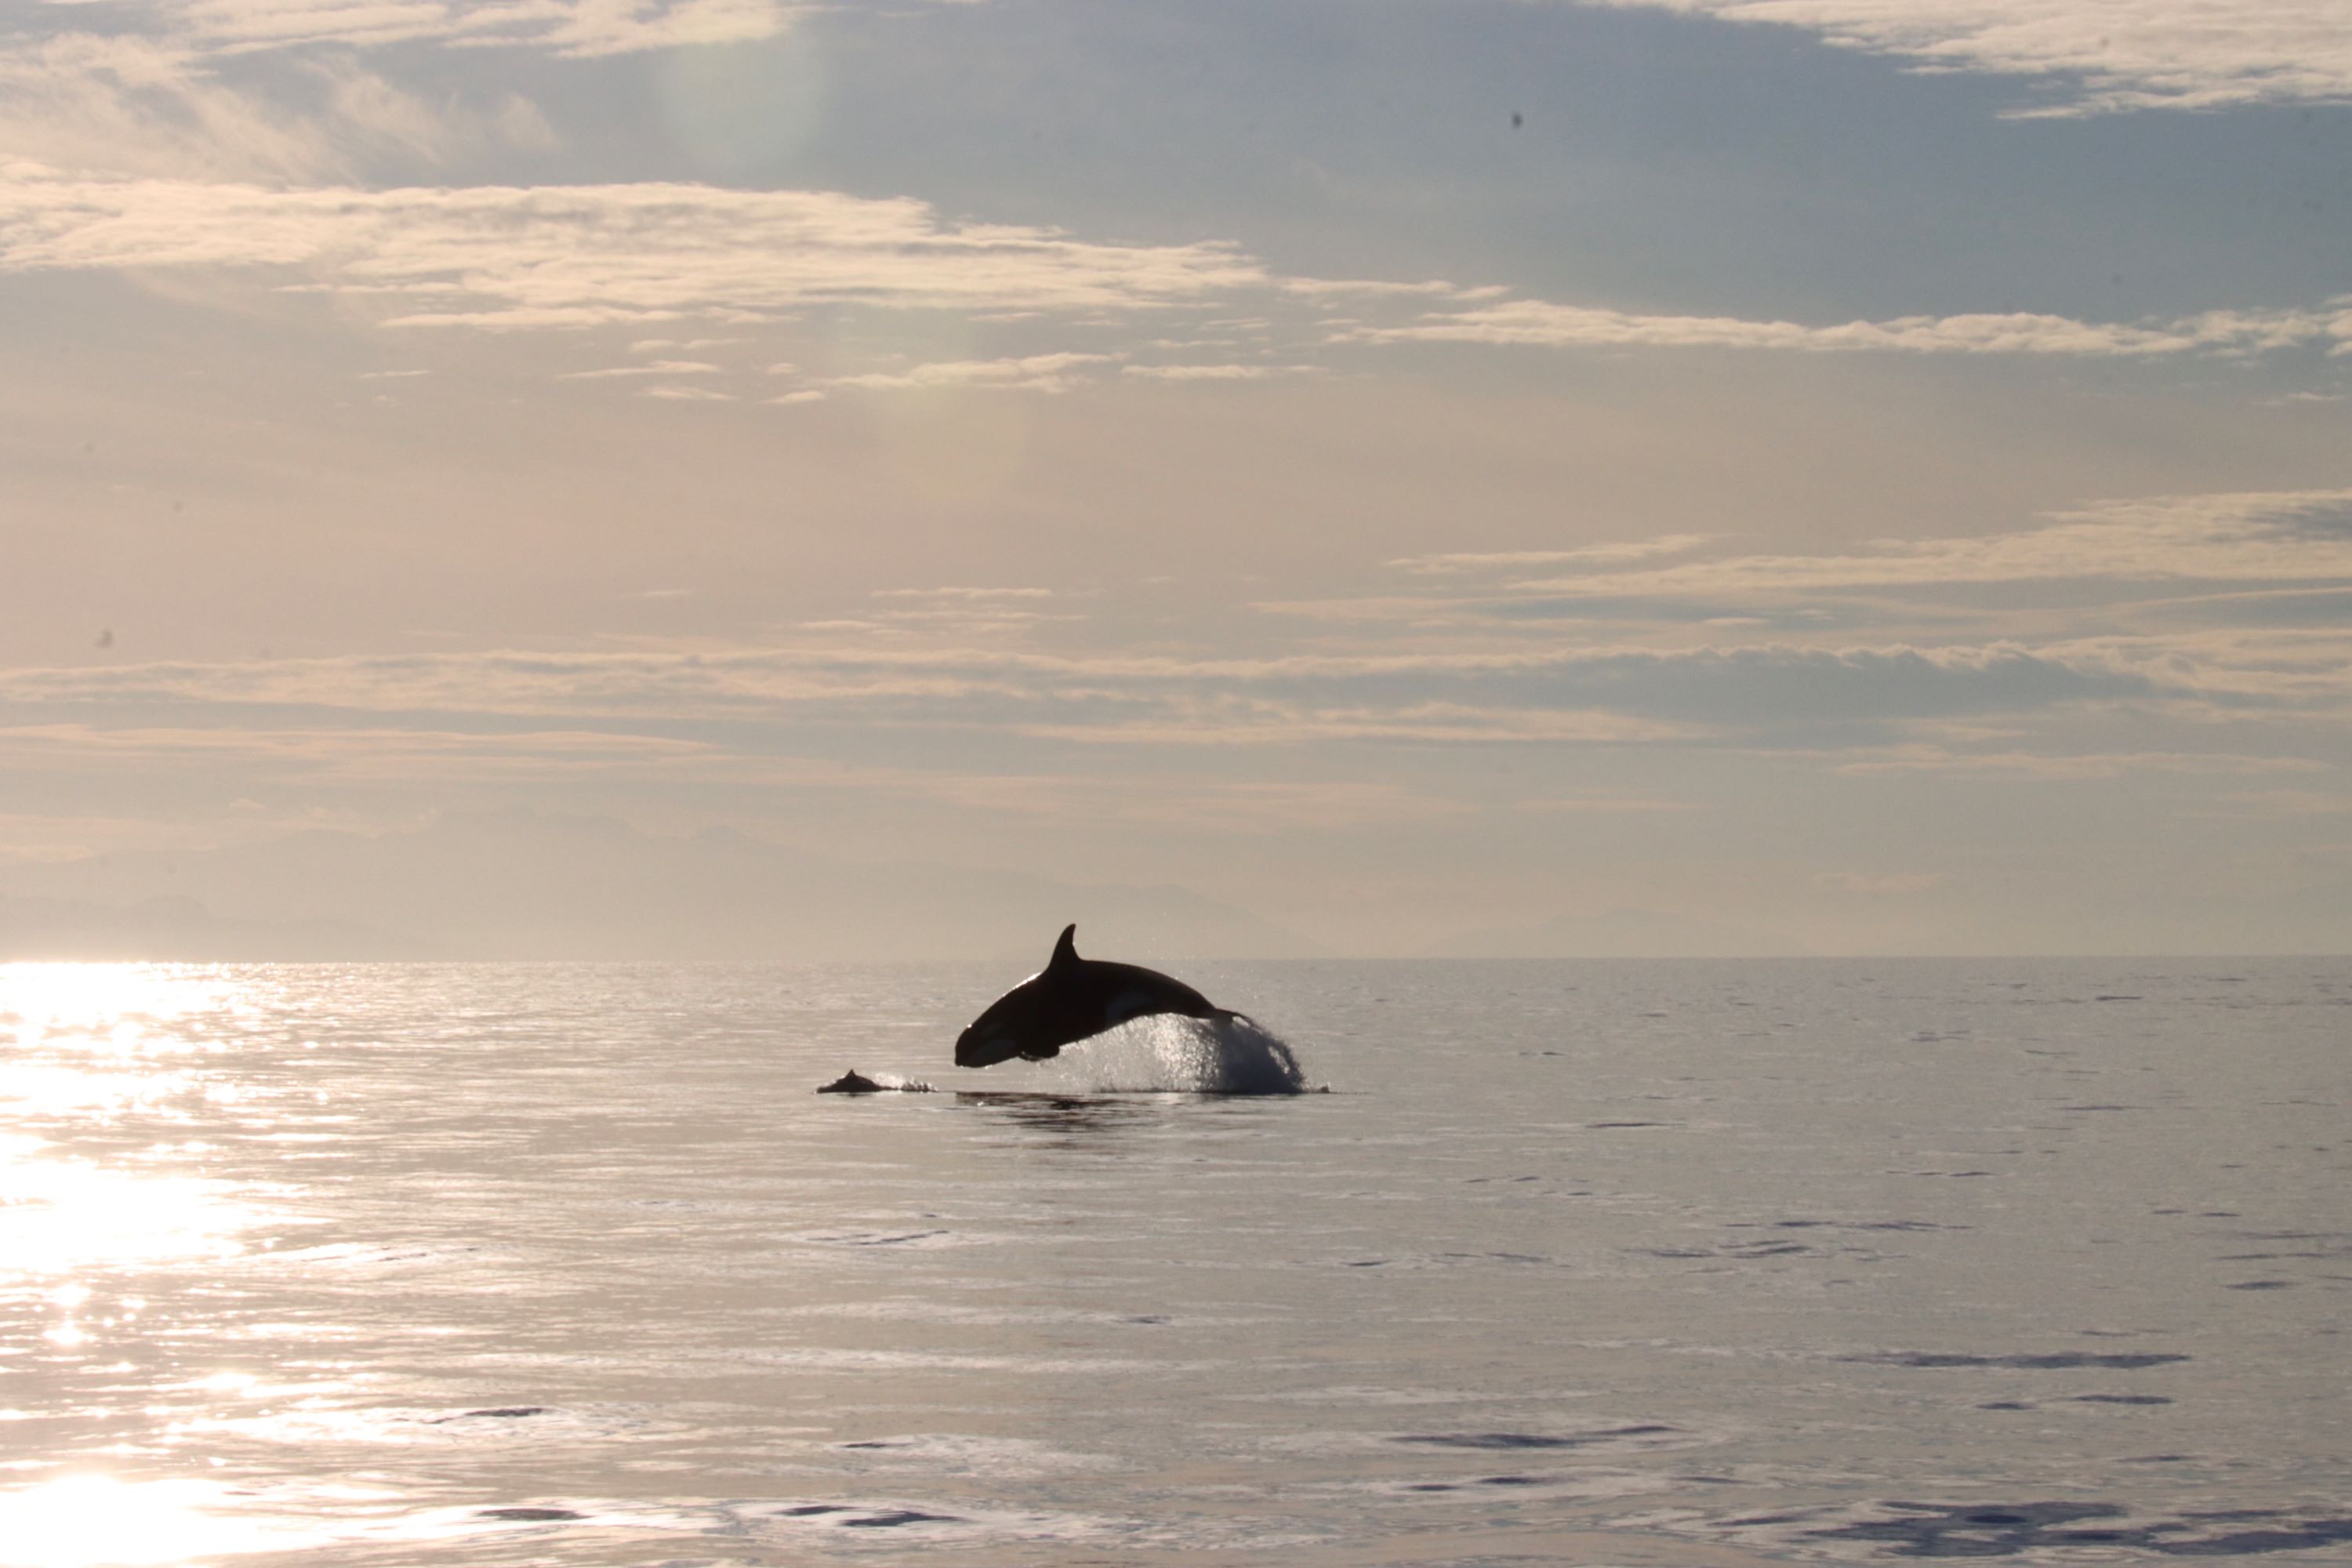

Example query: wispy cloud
[0,722,1462,835]
[1263,495,2352,731]
[0,720,718,781]
[89,0,800,60]
[1349,298,2347,357]
[13,149,2336,379]
[832,352,1119,393]
[873,587,1057,601]
[864,586,1073,633]
[1589,0,2352,115]
[1391,535,1719,575]
[865,772,1469,833]
[1276,276,1497,302]
[1319,492,2352,634]
[0,637,2195,746]
[3,156,2339,387]
[559,360,722,379]
[1229,490,2352,750]
[0,167,1266,328]
[1121,363,1320,380]
[1499,489,2352,598]
[1829,745,2334,779]
[1515,793,1701,813]
[1014,703,1688,746]
[2215,788,2352,817]
[0,32,552,181]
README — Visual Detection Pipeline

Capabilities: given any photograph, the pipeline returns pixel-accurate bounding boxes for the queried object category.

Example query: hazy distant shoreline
[9,810,2344,964]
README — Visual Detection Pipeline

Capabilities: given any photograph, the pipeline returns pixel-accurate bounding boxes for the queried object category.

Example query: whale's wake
[1024,1014,1307,1095]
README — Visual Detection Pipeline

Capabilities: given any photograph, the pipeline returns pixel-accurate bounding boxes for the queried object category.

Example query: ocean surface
[1,957,2346,1566]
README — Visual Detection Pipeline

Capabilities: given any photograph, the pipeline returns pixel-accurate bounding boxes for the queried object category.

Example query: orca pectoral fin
[1018,1044,1062,1062]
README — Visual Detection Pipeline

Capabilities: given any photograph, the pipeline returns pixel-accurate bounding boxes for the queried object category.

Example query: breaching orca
[955,924,1244,1069]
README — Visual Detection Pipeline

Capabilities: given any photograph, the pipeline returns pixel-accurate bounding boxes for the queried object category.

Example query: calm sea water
[2,957,2346,1566]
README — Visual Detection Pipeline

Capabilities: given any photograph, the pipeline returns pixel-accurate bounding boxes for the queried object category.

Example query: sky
[2,0,2349,958]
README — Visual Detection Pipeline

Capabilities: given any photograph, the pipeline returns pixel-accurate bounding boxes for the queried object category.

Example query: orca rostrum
[955,924,1243,1069]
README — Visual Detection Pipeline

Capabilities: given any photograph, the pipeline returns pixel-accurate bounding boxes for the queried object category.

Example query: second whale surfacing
[955,924,1245,1069]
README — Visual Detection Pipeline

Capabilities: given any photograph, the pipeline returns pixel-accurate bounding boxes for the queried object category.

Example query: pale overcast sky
[3,0,2348,956]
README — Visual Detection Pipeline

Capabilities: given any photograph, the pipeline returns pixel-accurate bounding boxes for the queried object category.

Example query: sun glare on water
[0,1136,251,1279]
[0,965,264,1279]
[0,1476,326,1568]
[2,963,236,1051]
[0,965,311,1567]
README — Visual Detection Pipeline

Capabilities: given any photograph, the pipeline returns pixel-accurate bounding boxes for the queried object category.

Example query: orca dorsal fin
[1049,923,1079,969]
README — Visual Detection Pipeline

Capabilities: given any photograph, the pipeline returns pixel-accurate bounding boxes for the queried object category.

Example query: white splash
[1025,1014,1306,1095]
